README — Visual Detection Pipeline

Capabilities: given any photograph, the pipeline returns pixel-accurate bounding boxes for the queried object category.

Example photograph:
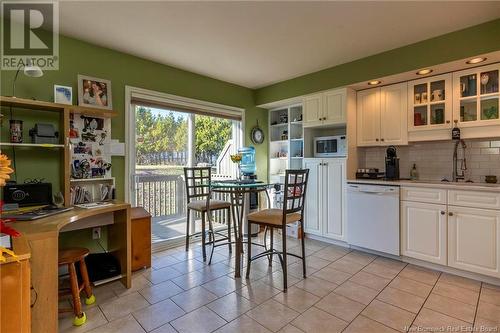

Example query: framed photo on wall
[54,85,73,105]
[77,75,113,110]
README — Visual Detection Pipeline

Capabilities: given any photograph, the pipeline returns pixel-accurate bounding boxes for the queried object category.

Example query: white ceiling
[58,1,500,89]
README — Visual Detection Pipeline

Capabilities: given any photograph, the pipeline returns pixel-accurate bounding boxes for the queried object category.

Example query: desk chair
[184,167,232,261]
[58,248,95,326]
[245,169,309,291]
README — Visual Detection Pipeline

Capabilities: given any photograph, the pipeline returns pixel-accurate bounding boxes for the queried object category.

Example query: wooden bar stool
[58,247,95,326]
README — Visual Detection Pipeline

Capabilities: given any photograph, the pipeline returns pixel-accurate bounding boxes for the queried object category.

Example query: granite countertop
[347,178,500,192]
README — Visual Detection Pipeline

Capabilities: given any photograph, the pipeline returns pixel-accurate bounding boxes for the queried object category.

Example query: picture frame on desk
[77,75,113,110]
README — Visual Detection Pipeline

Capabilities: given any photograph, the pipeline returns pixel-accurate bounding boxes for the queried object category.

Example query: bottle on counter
[410,164,418,180]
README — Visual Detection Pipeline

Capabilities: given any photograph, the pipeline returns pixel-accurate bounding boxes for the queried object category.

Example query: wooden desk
[0,237,31,333]
[6,202,131,333]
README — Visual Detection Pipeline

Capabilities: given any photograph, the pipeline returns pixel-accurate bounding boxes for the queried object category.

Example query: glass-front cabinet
[453,64,500,127]
[408,73,452,131]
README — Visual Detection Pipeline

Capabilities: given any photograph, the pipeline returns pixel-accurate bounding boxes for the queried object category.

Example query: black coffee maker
[385,146,400,180]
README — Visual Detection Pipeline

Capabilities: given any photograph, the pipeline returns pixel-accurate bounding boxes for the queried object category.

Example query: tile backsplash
[359,139,500,183]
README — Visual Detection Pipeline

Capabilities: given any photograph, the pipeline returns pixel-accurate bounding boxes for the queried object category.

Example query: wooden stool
[58,248,95,326]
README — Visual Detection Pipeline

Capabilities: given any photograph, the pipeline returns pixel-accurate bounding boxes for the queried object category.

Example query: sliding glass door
[131,104,241,248]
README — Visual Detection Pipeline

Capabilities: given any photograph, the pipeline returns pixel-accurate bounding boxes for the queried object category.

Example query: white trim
[124,85,246,204]
[128,86,244,119]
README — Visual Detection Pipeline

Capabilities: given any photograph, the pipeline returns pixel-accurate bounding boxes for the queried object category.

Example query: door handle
[440,211,445,215]
[448,212,454,216]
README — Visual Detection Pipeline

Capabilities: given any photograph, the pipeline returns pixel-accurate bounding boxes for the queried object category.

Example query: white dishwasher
[347,183,400,255]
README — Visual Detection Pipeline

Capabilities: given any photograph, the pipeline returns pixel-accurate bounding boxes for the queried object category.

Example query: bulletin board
[69,113,112,179]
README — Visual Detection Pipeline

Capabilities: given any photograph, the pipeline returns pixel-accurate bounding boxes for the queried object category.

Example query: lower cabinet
[448,206,500,278]
[401,201,447,265]
[304,158,345,241]
[303,159,322,236]
[401,186,500,279]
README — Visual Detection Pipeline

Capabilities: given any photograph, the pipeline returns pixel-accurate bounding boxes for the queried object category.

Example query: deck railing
[135,173,186,218]
[135,172,232,223]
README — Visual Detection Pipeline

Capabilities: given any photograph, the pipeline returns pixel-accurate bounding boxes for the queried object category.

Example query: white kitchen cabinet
[408,74,453,136]
[401,201,447,265]
[357,83,408,146]
[401,187,447,205]
[356,88,381,146]
[453,63,500,128]
[304,159,322,236]
[324,89,346,124]
[381,83,408,145]
[323,159,346,239]
[304,158,345,240]
[448,206,500,278]
[303,88,348,127]
[303,94,323,127]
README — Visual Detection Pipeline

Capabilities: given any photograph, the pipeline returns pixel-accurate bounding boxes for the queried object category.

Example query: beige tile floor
[59,235,500,333]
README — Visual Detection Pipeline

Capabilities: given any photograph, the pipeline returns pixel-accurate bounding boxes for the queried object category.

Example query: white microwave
[313,135,347,157]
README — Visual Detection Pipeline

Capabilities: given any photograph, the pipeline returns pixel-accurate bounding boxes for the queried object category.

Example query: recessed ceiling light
[466,57,487,64]
[368,80,381,86]
[416,68,433,75]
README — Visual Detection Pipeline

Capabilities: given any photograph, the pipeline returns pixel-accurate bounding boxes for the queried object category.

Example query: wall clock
[250,121,264,145]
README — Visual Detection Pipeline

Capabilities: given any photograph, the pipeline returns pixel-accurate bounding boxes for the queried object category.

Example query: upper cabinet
[303,94,323,127]
[408,74,453,133]
[303,88,346,127]
[356,88,380,146]
[453,64,500,128]
[357,82,408,147]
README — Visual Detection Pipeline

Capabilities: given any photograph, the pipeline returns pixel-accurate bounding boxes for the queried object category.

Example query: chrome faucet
[453,140,467,182]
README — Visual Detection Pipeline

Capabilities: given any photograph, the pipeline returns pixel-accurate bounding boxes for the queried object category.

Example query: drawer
[448,190,500,210]
[401,187,447,204]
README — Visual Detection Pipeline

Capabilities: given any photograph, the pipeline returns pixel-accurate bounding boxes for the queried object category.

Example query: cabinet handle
[440,211,445,215]
[448,212,454,216]
[381,138,385,142]
[446,120,450,124]
[376,138,379,142]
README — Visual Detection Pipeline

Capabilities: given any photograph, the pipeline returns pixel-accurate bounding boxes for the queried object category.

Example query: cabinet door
[380,83,408,145]
[453,64,500,128]
[356,88,381,146]
[303,159,322,235]
[448,206,500,278]
[408,74,452,132]
[323,159,345,240]
[401,201,447,265]
[323,89,346,125]
[303,94,323,127]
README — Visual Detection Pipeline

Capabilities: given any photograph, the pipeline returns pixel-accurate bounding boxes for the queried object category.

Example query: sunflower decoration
[0,153,19,262]
[0,153,14,186]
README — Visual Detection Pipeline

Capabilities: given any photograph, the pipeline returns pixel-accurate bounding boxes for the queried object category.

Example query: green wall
[255,18,500,105]
[0,32,269,200]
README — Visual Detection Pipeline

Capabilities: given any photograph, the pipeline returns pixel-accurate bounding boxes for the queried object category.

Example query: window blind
[131,92,243,121]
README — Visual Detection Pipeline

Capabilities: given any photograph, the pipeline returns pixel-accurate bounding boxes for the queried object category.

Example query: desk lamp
[12,59,44,98]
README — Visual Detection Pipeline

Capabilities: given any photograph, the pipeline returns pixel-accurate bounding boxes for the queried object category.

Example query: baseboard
[305,233,500,286]
[305,234,349,248]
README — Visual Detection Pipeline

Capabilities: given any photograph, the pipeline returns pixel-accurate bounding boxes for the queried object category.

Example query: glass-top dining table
[208,180,275,278]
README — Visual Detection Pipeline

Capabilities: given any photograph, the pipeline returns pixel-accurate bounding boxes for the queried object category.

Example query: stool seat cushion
[187,199,230,211]
[58,247,90,266]
[247,209,301,226]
